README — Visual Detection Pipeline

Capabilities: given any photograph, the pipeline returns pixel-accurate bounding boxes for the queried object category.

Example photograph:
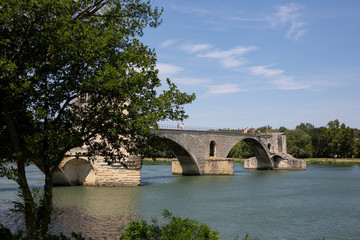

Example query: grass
[142,158,173,164]
[304,158,360,165]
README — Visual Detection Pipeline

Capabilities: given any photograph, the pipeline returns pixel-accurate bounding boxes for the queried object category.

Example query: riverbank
[304,158,360,165]
[143,158,360,165]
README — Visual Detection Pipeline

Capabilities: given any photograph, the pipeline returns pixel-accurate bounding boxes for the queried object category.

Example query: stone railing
[157,124,273,136]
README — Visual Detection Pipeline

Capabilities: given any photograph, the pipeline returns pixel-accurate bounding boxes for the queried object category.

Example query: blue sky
[142,0,360,129]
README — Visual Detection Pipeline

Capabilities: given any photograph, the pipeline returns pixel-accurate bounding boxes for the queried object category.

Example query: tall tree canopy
[0,0,195,238]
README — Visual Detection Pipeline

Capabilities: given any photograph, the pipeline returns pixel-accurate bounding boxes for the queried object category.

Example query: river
[0,163,359,239]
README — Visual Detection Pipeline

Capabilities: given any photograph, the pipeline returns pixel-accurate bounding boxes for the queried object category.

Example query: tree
[277,126,288,133]
[0,0,195,238]
[311,127,328,158]
[256,125,272,133]
[285,128,312,158]
[140,135,175,160]
[228,141,254,159]
[326,120,355,157]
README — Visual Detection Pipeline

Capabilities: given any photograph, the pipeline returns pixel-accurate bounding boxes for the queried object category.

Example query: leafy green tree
[0,0,195,238]
[140,135,175,160]
[120,209,220,240]
[277,126,288,133]
[285,128,312,158]
[311,127,328,158]
[256,125,272,133]
[326,120,355,157]
[228,141,254,159]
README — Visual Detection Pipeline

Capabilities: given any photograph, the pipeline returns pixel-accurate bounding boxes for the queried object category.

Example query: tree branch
[74,0,110,20]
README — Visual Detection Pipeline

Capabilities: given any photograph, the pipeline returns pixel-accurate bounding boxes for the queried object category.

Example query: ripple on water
[49,206,140,239]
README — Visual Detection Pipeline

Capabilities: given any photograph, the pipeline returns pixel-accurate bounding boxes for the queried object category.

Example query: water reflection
[51,186,142,238]
[1,164,360,239]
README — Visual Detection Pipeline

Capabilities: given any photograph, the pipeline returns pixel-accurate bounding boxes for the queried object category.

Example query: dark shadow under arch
[163,138,200,175]
[227,138,273,170]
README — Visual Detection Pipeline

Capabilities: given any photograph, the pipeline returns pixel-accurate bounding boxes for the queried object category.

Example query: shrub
[120,209,220,240]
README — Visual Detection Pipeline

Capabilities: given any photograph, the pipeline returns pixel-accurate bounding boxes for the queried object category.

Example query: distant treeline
[230,119,360,159]
[143,119,360,159]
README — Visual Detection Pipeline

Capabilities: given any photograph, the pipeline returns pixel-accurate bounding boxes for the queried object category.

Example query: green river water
[0,163,359,239]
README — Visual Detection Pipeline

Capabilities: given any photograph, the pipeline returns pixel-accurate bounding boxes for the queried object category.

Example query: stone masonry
[52,130,305,187]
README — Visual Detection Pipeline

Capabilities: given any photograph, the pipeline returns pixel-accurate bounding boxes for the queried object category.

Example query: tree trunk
[2,100,37,239]
[37,166,54,236]
[17,159,37,240]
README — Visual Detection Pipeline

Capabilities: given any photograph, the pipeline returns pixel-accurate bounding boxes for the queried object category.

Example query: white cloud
[249,65,284,77]
[156,63,184,75]
[207,84,244,94]
[270,3,307,40]
[171,5,210,16]
[161,39,179,48]
[270,76,310,90]
[180,43,214,53]
[199,46,256,58]
[173,77,211,85]
[198,46,257,68]
[248,65,309,90]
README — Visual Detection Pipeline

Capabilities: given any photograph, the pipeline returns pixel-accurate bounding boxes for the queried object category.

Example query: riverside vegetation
[0,0,358,238]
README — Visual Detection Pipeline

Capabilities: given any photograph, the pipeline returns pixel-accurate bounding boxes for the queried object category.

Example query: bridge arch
[162,138,201,175]
[226,137,274,170]
[53,157,96,186]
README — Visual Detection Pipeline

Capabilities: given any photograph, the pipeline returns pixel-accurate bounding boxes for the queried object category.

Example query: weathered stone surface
[172,159,183,175]
[93,156,141,186]
[54,154,142,187]
[244,153,306,170]
[153,129,276,173]
[272,153,306,170]
[203,157,233,175]
[244,157,258,170]
[52,130,304,187]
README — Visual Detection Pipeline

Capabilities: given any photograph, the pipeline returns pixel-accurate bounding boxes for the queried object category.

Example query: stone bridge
[52,128,306,187]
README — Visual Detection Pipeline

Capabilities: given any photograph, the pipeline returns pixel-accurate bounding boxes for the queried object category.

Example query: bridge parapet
[157,124,274,137]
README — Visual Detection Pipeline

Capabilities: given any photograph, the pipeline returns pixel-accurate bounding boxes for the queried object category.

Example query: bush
[120,209,220,240]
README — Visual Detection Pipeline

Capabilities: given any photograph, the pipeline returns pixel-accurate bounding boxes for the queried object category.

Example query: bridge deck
[156,124,273,138]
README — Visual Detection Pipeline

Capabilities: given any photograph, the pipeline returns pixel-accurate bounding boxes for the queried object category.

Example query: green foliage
[325,120,355,157]
[139,135,174,160]
[228,141,254,159]
[120,209,220,240]
[285,120,358,158]
[286,127,312,158]
[256,125,272,133]
[1,0,195,238]
[277,126,288,133]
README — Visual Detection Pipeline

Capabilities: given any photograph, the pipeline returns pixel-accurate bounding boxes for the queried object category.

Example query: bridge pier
[172,158,234,175]
[53,153,142,187]
[244,154,306,170]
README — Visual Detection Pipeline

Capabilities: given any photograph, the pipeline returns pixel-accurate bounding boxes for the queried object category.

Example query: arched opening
[268,143,271,150]
[227,138,273,170]
[54,158,95,186]
[272,155,282,168]
[227,141,254,159]
[210,140,216,157]
[161,138,200,175]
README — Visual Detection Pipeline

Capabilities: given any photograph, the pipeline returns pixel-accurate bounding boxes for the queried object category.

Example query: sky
[141,0,360,130]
